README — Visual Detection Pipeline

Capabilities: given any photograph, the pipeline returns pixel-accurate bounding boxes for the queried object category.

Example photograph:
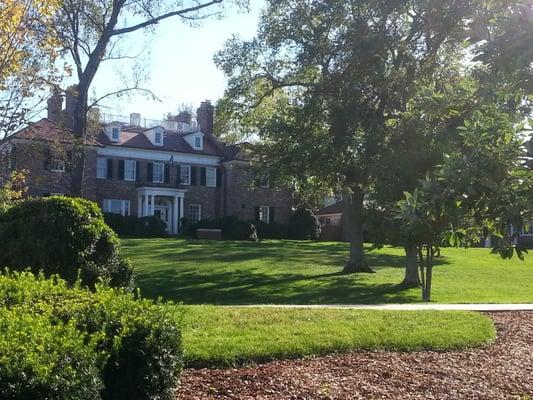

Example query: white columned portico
[136,187,187,234]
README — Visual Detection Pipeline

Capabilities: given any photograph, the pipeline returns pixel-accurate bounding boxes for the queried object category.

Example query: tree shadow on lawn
[134,239,450,271]
[136,267,421,305]
[127,239,449,304]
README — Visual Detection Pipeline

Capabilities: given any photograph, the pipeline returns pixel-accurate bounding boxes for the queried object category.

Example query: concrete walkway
[233,304,533,311]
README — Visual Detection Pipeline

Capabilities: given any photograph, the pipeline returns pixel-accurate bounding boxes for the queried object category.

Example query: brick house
[0,95,292,234]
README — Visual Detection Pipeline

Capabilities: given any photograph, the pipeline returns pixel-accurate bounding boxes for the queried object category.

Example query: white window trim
[124,159,136,181]
[189,204,201,224]
[111,127,120,141]
[96,157,107,179]
[103,199,130,216]
[50,159,65,173]
[259,205,270,224]
[521,223,533,236]
[152,162,164,183]
[206,167,216,187]
[180,164,191,185]
[155,131,162,145]
[194,136,202,150]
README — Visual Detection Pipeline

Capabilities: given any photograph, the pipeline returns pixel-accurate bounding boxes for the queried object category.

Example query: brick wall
[5,139,98,198]
[223,161,292,223]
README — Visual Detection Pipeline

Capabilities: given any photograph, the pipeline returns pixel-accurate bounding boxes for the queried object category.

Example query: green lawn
[181,307,495,368]
[122,238,533,304]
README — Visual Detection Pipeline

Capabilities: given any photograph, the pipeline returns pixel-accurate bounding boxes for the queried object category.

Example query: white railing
[99,113,198,133]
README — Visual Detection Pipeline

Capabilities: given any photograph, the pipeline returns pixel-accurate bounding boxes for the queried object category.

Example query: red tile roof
[8,118,100,146]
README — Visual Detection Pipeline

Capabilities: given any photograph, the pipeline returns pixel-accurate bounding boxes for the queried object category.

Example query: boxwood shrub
[0,196,134,289]
[287,206,322,240]
[0,308,102,400]
[0,271,183,400]
[103,213,167,237]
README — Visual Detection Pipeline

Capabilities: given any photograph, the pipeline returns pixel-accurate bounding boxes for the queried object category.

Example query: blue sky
[88,0,264,120]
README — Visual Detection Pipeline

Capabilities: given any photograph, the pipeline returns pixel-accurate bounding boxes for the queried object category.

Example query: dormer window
[146,126,164,146]
[106,123,121,142]
[184,131,204,150]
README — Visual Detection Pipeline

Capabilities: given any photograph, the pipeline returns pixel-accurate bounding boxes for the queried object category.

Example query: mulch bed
[177,312,533,399]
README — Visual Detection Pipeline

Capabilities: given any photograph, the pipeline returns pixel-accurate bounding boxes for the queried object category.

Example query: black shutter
[118,160,125,180]
[65,151,72,172]
[254,206,260,222]
[164,164,170,184]
[106,159,113,179]
[190,166,197,185]
[9,146,17,171]
[43,149,51,170]
[176,164,181,186]
[269,207,275,223]
[200,167,206,186]
[136,161,141,182]
[147,162,153,182]
[216,167,222,188]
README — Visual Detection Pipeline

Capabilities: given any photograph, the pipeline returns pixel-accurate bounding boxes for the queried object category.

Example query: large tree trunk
[401,244,420,287]
[343,188,375,274]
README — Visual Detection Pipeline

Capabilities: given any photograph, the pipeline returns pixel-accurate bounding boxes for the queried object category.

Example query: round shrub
[0,196,134,289]
[0,271,183,400]
[104,213,167,237]
[288,206,322,240]
[0,308,102,400]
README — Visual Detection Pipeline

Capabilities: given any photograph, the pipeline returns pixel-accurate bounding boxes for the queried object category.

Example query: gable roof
[5,118,101,146]
[96,125,225,157]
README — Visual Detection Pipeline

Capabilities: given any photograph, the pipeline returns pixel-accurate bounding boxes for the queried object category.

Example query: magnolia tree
[397,101,532,302]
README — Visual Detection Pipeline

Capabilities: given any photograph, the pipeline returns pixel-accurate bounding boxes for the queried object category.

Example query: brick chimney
[65,85,79,129]
[196,100,214,135]
[47,90,63,123]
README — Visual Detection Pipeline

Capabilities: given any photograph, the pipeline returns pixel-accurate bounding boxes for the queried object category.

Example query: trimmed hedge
[287,207,321,240]
[0,309,102,400]
[0,271,183,400]
[183,216,258,241]
[104,213,167,237]
[0,196,134,289]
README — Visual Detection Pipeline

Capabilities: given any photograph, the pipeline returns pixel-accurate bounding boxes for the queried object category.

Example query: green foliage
[196,216,259,241]
[0,308,102,400]
[0,196,134,289]
[0,271,183,400]
[255,220,287,239]
[0,170,27,213]
[103,213,167,237]
[288,207,321,240]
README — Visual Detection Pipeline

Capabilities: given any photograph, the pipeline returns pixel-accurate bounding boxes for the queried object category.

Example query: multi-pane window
[206,167,216,187]
[194,136,202,149]
[103,199,130,216]
[124,160,136,181]
[155,131,162,145]
[189,204,201,225]
[180,165,191,185]
[152,162,164,183]
[522,224,533,236]
[96,158,107,179]
[259,205,269,223]
[50,158,65,173]
[111,127,120,141]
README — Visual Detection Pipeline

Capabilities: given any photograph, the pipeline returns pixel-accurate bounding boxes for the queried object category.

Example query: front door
[154,205,169,232]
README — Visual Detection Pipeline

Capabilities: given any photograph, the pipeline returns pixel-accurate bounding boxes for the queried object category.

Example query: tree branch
[87,86,160,109]
[111,0,223,36]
